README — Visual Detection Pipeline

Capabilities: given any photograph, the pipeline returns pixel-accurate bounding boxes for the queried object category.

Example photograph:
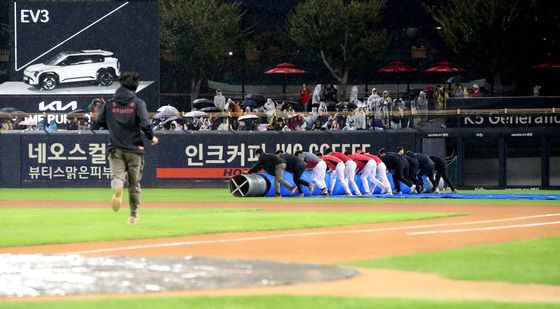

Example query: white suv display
[23,50,120,90]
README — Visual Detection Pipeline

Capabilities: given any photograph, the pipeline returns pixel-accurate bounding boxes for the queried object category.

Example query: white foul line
[407,221,560,235]
[59,213,560,255]
[15,2,129,71]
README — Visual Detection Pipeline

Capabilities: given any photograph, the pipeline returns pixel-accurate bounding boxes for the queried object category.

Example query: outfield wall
[0,129,558,188]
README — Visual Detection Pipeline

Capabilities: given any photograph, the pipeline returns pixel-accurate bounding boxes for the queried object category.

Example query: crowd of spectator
[0,82,480,132]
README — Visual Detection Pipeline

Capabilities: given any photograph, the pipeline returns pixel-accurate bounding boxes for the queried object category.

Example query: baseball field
[0,188,559,308]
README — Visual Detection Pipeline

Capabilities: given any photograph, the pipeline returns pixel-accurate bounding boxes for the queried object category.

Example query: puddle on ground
[0,254,358,297]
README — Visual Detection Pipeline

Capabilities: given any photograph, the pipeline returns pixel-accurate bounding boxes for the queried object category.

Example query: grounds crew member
[397,147,422,193]
[275,150,315,196]
[345,151,388,195]
[378,148,415,194]
[429,155,458,193]
[246,148,297,197]
[357,150,393,194]
[319,152,352,196]
[325,148,361,196]
[96,71,158,224]
[405,150,439,193]
[295,150,328,195]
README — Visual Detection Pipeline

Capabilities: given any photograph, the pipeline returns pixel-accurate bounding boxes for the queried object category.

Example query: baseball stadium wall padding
[0,129,559,188]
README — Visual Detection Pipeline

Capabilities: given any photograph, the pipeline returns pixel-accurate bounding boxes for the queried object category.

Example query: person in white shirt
[213,89,226,111]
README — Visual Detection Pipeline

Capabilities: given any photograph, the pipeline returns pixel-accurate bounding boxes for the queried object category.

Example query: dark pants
[408,164,423,187]
[432,157,456,191]
[292,168,311,194]
[419,164,438,191]
[435,167,456,191]
[109,149,144,216]
[392,164,413,193]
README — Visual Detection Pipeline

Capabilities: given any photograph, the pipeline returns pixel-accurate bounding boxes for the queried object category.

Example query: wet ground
[0,254,358,297]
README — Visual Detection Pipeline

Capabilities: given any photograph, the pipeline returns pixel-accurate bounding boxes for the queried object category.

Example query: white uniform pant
[360,160,387,194]
[375,162,392,193]
[312,161,327,190]
[330,162,350,194]
[345,160,361,195]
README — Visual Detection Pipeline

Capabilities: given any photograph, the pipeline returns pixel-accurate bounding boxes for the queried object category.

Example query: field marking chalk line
[407,221,560,235]
[58,213,560,255]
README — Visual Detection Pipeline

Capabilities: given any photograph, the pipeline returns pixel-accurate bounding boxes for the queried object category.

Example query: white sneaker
[434,188,441,194]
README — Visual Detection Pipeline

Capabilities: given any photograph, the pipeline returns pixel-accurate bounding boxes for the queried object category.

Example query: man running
[96,71,158,224]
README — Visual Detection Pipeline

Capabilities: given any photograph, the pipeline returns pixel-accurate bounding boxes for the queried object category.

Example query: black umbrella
[244,93,266,106]
[240,98,258,108]
[67,109,88,118]
[280,101,303,112]
[192,98,214,110]
[161,116,184,130]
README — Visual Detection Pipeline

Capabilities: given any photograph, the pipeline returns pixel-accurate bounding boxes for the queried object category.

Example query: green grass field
[347,237,560,285]
[0,208,462,247]
[0,188,559,205]
[1,188,559,308]
[1,295,559,309]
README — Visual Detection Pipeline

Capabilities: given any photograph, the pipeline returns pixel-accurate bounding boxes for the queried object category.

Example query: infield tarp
[258,171,422,196]
[325,193,560,200]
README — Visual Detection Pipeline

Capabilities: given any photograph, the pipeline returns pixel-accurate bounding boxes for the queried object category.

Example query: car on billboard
[23,50,120,90]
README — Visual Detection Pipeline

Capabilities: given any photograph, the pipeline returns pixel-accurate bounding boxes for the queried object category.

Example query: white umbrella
[238,114,259,121]
[184,111,208,118]
[157,105,179,113]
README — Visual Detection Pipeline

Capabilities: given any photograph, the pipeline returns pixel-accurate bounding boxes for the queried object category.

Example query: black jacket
[380,153,405,171]
[280,153,307,172]
[96,87,154,154]
[406,151,435,169]
[248,153,285,175]
[429,155,447,171]
[402,155,418,170]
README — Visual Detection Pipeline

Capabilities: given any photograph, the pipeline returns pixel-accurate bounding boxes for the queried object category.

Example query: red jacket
[320,155,342,171]
[348,153,374,171]
[330,152,351,163]
[360,152,382,164]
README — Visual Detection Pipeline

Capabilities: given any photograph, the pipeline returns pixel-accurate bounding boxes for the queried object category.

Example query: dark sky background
[235,0,440,31]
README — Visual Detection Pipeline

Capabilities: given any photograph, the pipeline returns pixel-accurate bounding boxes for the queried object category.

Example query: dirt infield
[1,200,560,303]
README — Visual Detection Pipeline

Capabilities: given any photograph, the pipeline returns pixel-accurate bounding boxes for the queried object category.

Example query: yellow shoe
[111,187,123,212]
[128,215,138,224]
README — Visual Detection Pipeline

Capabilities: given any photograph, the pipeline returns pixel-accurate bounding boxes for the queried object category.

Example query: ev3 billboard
[3,1,159,110]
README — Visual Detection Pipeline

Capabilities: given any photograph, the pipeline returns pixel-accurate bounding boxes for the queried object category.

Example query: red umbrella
[377,61,416,95]
[264,62,307,94]
[377,60,417,73]
[531,61,560,69]
[264,62,307,74]
[424,60,464,72]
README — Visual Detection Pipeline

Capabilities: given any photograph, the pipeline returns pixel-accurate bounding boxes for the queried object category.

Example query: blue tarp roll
[258,171,426,197]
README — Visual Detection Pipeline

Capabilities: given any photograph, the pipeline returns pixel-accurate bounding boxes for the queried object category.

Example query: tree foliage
[288,0,387,99]
[160,0,243,100]
[428,0,536,92]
